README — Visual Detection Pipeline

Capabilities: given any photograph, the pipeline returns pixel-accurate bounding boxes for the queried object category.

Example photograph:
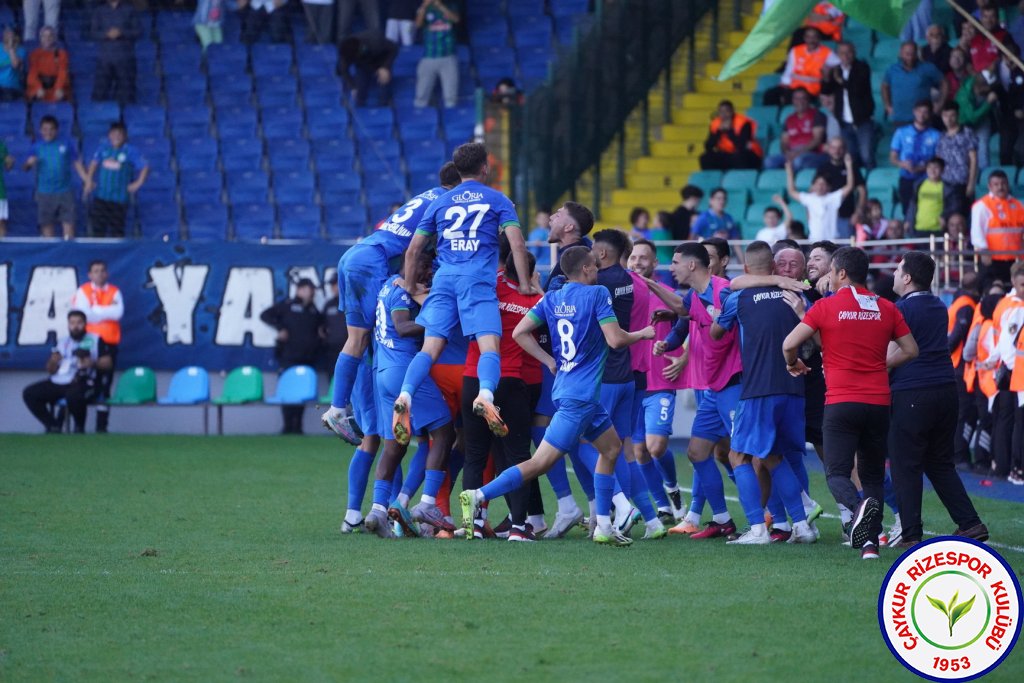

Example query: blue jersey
[596,264,634,384]
[415,179,520,280]
[92,142,147,204]
[363,186,445,261]
[32,138,79,194]
[374,277,423,369]
[717,286,803,400]
[528,282,617,404]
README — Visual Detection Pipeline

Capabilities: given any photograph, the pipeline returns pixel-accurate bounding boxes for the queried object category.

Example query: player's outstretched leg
[589,428,634,547]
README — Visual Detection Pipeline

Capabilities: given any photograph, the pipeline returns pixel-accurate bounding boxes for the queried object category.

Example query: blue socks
[480,465,524,501]
[689,469,706,515]
[400,440,429,498]
[654,450,678,489]
[640,460,671,508]
[628,461,658,522]
[883,471,899,514]
[766,486,786,526]
[391,465,403,496]
[773,459,807,523]
[613,449,632,498]
[693,457,728,515]
[593,472,615,517]
[566,443,595,499]
[546,454,573,499]
[347,449,374,511]
[372,479,392,507]
[401,351,434,397]
[787,452,810,494]
[423,468,446,499]
[477,351,501,394]
[733,463,764,527]
[332,352,362,408]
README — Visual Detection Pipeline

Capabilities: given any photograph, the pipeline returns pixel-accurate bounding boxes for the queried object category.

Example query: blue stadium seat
[408,170,438,193]
[261,104,304,126]
[233,203,276,241]
[214,104,259,125]
[216,120,259,140]
[184,203,230,240]
[514,25,552,48]
[267,137,310,164]
[350,106,394,136]
[278,203,322,240]
[265,365,317,404]
[226,169,270,204]
[301,87,344,110]
[205,43,249,68]
[360,138,401,161]
[360,155,403,176]
[507,0,544,16]
[469,26,508,48]
[176,138,220,172]
[261,120,303,140]
[159,366,210,404]
[165,103,210,124]
[318,170,362,194]
[76,101,119,128]
[324,205,369,239]
[170,120,210,140]
[257,89,297,109]
[142,167,176,191]
[274,169,316,192]
[181,184,223,205]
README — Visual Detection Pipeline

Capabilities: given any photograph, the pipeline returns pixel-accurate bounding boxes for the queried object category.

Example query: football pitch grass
[2,435,1022,682]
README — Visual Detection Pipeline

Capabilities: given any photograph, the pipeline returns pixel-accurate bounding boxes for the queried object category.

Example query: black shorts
[90,198,128,237]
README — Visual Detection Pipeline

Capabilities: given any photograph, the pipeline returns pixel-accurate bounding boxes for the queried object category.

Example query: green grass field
[2,435,1022,682]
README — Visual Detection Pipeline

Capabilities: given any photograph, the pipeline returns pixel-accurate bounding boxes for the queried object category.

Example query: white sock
[712,512,731,525]
[838,503,853,525]
[478,388,494,403]
[588,499,596,518]
[893,512,901,527]
[800,491,815,508]
[344,509,362,524]
[420,494,435,505]
[684,510,701,525]
[646,518,663,532]
[750,522,767,535]
[665,484,680,494]
[612,492,631,520]
[557,495,579,515]
[527,514,545,529]
[371,503,386,513]
[596,514,612,530]
[793,520,810,533]
[774,520,792,532]
[397,492,410,507]
[398,391,411,404]
[473,490,485,505]
[657,506,672,514]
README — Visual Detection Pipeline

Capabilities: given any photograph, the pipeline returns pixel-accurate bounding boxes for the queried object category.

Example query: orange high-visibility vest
[708,113,764,157]
[977,194,1024,261]
[1011,326,1024,391]
[948,294,977,368]
[790,44,833,96]
[976,319,997,398]
[805,2,844,41]
[78,282,122,345]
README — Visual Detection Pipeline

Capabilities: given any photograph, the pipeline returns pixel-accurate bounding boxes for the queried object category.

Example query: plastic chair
[265,365,318,404]
[212,365,264,434]
[319,376,335,404]
[158,366,211,431]
[107,367,157,405]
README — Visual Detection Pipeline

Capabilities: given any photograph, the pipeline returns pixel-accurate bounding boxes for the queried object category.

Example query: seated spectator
[193,0,225,51]
[905,157,946,236]
[969,5,1019,86]
[945,46,972,101]
[0,140,12,237]
[83,121,149,238]
[690,187,739,240]
[935,101,979,218]
[630,207,651,240]
[666,184,702,241]
[91,0,138,104]
[763,27,839,105]
[754,194,792,243]
[855,198,892,243]
[882,41,946,126]
[890,100,942,214]
[528,207,551,268]
[804,2,844,42]
[0,26,26,102]
[816,137,865,239]
[785,155,855,242]
[823,40,876,169]
[764,87,828,171]
[922,24,951,74]
[955,73,997,168]
[22,309,112,434]
[338,30,397,107]
[698,100,763,170]
[23,115,87,239]
[414,0,459,109]
[386,0,418,46]
[239,0,289,44]
[26,26,69,103]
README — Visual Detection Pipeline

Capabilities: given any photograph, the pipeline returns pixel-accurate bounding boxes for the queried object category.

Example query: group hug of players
[320,142,990,556]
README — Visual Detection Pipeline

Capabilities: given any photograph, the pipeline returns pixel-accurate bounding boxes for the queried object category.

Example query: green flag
[717,0,922,81]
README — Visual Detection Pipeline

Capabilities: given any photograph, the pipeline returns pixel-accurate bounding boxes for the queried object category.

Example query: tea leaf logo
[927,590,977,637]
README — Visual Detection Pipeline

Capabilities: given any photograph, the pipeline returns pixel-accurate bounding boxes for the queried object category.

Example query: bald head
[774,248,806,280]
[744,241,774,276]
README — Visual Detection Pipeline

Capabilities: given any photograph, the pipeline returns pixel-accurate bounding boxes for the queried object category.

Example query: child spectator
[855,198,891,243]
[385,0,418,46]
[754,194,792,244]
[630,207,651,240]
[193,0,225,51]
[27,26,69,102]
[890,100,942,214]
[905,157,946,236]
[785,155,855,242]
[690,187,739,240]
[528,207,551,268]
[666,185,703,241]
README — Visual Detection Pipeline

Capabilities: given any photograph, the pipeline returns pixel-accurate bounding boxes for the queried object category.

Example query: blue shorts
[693,389,706,409]
[641,391,676,438]
[544,398,614,453]
[417,273,502,339]
[534,365,556,417]
[600,381,634,440]
[731,394,807,459]
[338,245,389,330]
[352,360,378,437]
[375,365,451,441]
[630,385,646,443]
[690,383,742,443]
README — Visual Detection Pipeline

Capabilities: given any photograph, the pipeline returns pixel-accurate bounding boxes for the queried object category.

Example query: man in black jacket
[823,41,876,170]
[91,0,139,104]
[338,30,398,106]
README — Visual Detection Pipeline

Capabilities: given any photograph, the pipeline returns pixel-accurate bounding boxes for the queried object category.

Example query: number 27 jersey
[527,282,617,404]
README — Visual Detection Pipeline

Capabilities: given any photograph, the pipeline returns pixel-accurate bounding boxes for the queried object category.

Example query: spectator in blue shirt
[881,41,946,126]
[690,187,739,240]
[890,100,942,215]
[23,115,88,239]
[528,207,551,268]
[0,26,26,101]
[83,121,149,238]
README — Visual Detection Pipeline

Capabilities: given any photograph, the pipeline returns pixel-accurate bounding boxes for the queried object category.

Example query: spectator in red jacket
[26,26,69,103]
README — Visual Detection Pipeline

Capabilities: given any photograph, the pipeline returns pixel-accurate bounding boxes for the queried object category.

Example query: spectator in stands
[261,278,324,435]
[803,2,844,42]
[386,0,418,46]
[0,26,25,102]
[666,185,702,241]
[905,157,947,236]
[629,207,651,240]
[336,0,381,41]
[970,5,1019,86]
[301,0,334,46]
[491,77,523,107]
[83,121,149,238]
[193,0,225,52]
[763,87,828,171]
[27,26,69,102]
[856,198,892,243]
[322,273,347,371]
[971,169,1024,287]
[238,0,289,45]
[22,310,112,434]
[955,72,998,168]
[946,46,972,101]
[763,27,839,105]
[891,100,942,214]
[413,0,459,109]
[23,0,61,43]
[754,194,792,244]
[816,137,866,239]
[882,41,946,127]
[0,140,11,237]
[698,100,763,170]
[901,0,932,43]
[823,40,876,170]
[935,101,979,219]
[690,187,738,240]
[338,30,397,106]
[23,115,87,239]
[817,89,842,140]
[71,260,123,433]
[786,154,855,242]
[922,24,952,74]
[528,207,551,268]
[91,0,138,104]
[1011,0,1024,52]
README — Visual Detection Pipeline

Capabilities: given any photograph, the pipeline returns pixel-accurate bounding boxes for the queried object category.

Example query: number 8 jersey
[527,282,618,404]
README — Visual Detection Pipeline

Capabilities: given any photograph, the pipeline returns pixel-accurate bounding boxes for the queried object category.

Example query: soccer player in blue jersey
[711,241,817,544]
[393,143,533,444]
[322,162,461,444]
[460,246,655,546]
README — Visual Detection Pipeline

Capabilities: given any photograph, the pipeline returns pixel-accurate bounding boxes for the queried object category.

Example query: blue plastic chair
[265,365,318,404]
[159,366,210,404]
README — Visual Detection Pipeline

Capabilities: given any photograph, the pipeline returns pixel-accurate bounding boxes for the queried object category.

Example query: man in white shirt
[785,155,855,241]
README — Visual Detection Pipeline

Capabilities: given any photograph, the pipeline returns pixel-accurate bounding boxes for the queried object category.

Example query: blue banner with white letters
[0,241,350,370]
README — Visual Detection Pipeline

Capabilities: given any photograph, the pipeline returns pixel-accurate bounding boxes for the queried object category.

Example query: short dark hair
[832,246,870,285]
[674,241,710,268]
[452,142,488,177]
[744,240,774,273]
[629,207,649,225]
[810,240,839,257]
[560,245,593,277]
[900,250,936,289]
[592,229,630,260]
[68,309,86,322]
[563,201,594,237]
[771,238,801,254]
[926,157,946,170]
[764,206,782,219]
[941,101,960,114]
[504,249,536,284]
[438,161,460,187]
[709,187,727,200]
[681,185,704,201]
[791,86,811,100]
[109,121,127,134]
[717,99,735,111]
[914,99,932,110]
[702,237,729,260]
[989,170,1009,183]
[632,238,656,255]
[88,260,106,270]
[40,115,58,128]
[788,221,806,239]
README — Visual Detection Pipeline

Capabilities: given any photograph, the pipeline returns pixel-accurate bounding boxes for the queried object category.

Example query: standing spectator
[413,0,459,110]
[26,26,69,103]
[955,73,997,169]
[935,101,979,218]
[900,0,932,42]
[921,24,952,74]
[815,137,866,239]
[890,100,942,214]
[1010,0,1024,52]
[969,6,1018,85]
[804,2,844,41]
[882,42,946,127]
[22,310,112,434]
[83,121,149,238]
[338,30,397,107]
[904,157,947,235]
[666,185,702,241]
[193,0,225,52]
[238,0,289,45]
[23,0,61,43]
[763,27,839,105]
[698,100,763,170]
[786,156,855,242]
[322,273,348,371]
[948,270,980,470]
[0,26,25,101]
[91,0,138,104]
[629,206,650,240]
[690,187,738,240]
[0,139,12,238]
[824,41,876,170]
[301,0,334,45]
[971,169,1024,288]
[528,207,551,268]
[764,87,828,171]
[945,47,972,101]
[817,90,842,141]
[71,260,123,433]
[336,0,381,41]
[753,194,792,244]
[385,0,418,46]
[23,115,87,239]
[260,279,325,435]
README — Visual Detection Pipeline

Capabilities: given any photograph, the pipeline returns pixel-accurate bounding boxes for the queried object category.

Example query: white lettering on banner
[0,264,7,345]
[148,263,210,345]
[215,267,277,347]
[18,266,77,345]
[838,310,882,321]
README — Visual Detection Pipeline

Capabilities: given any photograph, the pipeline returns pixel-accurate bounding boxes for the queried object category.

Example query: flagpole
[946,0,1024,74]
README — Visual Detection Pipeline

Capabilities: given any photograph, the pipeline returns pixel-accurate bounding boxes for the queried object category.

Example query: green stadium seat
[751,188,780,206]
[867,167,900,195]
[722,169,758,192]
[686,170,723,193]
[794,168,817,191]
[319,376,334,404]
[746,106,779,137]
[789,202,808,226]
[766,139,782,156]
[757,169,787,190]
[740,221,762,240]
[745,202,770,224]
[107,367,157,405]
[871,39,901,61]
[212,365,264,434]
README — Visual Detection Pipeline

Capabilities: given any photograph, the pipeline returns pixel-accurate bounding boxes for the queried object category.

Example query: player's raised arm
[401,232,429,295]
[729,273,809,292]
[643,276,688,317]
[504,224,534,294]
[513,311,555,374]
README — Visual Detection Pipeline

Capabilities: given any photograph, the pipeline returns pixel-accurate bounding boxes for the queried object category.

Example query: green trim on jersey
[598,316,618,325]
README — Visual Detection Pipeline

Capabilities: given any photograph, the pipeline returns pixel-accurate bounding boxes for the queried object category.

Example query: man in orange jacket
[699,100,764,171]
[947,271,979,469]
[970,170,1024,290]
[71,260,123,432]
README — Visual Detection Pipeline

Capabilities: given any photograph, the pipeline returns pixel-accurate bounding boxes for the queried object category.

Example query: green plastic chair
[107,367,157,405]
[319,376,334,405]
[212,366,263,435]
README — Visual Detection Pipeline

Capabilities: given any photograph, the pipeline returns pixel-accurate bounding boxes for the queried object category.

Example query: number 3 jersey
[363,186,447,262]
[374,277,422,369]
[527,282,618,404]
